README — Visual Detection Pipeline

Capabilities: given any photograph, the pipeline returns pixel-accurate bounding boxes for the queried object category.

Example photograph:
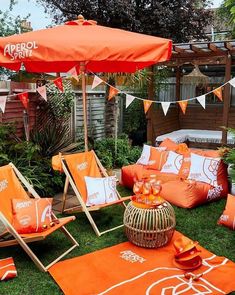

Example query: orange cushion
[0,257,17,281]
[176,143,189,155]
[147,148,168,170]
[159,138,179,151]
[160,180,222,208]
[12,198,53,234]
[218,194,235,230]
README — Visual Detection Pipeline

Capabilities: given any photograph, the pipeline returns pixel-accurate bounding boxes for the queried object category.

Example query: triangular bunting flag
[213,87,223,101]
[161,102,171,116]
[197,95,206,109]
[92,75,103,89]
[67,66,79,82]
[53,77,64,92]
[108,86,119,100]
[126,94,135,108]
[36,85,47,101]
[143,100,153,114]
[0,96,7,113]
[229,77,235,87]
[178,100,188,114]
[18,92,29,109]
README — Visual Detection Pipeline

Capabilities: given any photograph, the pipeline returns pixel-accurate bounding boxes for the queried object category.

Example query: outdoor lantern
[182,64,209,86]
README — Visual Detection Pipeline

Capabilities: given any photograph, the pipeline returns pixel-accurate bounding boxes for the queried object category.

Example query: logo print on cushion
[203,158,220,186]
[207,185,223,201]
[19,215,31,226]
[41,205,52,223]
[106,177,118,203]
[161,151,183,175]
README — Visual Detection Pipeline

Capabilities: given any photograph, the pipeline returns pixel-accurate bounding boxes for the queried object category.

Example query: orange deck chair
[0,163,79,272]
[54,150,130,236]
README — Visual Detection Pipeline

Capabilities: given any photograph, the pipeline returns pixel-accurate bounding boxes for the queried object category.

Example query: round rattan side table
[123,200,176,248]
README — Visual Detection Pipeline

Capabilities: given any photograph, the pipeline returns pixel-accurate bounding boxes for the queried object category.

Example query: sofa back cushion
[187,153,220,187]
[147,148,169,170]
[160,151,183,175]
[159,138,179,151]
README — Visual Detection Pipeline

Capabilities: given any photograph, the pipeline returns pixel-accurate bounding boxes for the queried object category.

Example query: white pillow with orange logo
[12,198,53,234]
[85,176,118,206]
[187,153,220,186]
[137,144,166,165]
[160,151,183,175]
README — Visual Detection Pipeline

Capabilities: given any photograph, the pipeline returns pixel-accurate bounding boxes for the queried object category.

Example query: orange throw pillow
[147,148,169,170]
[159,138,179,151]
[218,194,235,230]
[12,198,53,234]
[0,257,17,281]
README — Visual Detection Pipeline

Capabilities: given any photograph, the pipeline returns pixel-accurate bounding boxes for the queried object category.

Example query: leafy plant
[94,134,141,169]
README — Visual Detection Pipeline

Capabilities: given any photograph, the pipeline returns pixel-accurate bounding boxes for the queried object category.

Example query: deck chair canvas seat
[57,150,130,236]
[0,163,79,272]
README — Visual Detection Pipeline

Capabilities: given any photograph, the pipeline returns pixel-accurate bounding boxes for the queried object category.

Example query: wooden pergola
[148,40,235,145]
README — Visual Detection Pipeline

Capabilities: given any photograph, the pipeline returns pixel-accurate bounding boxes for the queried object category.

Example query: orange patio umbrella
[0,15,172,150]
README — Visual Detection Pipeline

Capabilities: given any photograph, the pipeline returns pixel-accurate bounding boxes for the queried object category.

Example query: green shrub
[94,134,141,169]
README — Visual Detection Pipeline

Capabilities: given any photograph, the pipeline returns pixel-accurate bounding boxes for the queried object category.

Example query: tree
[0,1,30,77]
[35,0,212,42]
[217,0,235,37]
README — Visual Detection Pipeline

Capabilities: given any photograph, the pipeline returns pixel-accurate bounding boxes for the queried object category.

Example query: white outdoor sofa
[156,129,235,145]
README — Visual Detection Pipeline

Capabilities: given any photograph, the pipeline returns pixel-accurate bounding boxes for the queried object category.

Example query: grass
[1,185,235,295]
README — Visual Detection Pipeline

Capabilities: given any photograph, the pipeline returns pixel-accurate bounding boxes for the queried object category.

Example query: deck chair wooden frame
[61,150,130,236]
[0,163,79,272]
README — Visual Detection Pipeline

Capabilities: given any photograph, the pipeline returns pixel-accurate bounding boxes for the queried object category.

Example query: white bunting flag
[161,101,171,116]
[0,96,7,113]
[197,95,206,109]
[36,85,47,101]
[229,77,235,87]
[92,75,103,89]
[67,66,79,81]
[126,94,135,108]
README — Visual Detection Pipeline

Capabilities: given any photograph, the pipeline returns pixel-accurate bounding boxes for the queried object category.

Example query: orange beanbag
[0,257,17,281]
[121,164,180,189]
[12,198,53,234]
[218,194,235,230]
[147,148,168,170]
[159,138,179,151]
[160,179,224,208]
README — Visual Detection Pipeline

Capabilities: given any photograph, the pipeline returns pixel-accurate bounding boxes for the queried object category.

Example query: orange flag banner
[53,77,64,92]
[18,92,29,109]
[213,87,223,101]
[108,86,119,100]
[178,100,188,114]
[143,100,153,114]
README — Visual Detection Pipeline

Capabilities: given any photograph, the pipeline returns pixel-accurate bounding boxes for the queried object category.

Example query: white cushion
[137,144,166,165]
[160,151,183,175]
[84,176,118,206]
[187,153,220,186]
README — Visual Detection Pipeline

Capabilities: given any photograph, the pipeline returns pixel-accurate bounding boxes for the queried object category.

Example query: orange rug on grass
[49,231,235,295]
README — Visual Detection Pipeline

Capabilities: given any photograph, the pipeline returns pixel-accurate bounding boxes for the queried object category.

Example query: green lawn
[1,186,235,295]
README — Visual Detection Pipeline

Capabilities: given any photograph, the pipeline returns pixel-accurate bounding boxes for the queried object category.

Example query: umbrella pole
[80,62,88,151]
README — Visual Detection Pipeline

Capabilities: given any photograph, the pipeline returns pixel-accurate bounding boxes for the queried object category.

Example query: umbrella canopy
[0,16,172,150]
[0,16,172,73]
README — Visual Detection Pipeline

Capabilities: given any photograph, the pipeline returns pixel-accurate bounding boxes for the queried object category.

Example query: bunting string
[0,63,235,116]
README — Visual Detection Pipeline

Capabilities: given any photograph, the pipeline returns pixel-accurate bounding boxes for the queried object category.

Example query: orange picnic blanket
[49,231,235,295]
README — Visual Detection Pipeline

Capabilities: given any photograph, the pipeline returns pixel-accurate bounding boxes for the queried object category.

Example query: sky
[1,0,224,31]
